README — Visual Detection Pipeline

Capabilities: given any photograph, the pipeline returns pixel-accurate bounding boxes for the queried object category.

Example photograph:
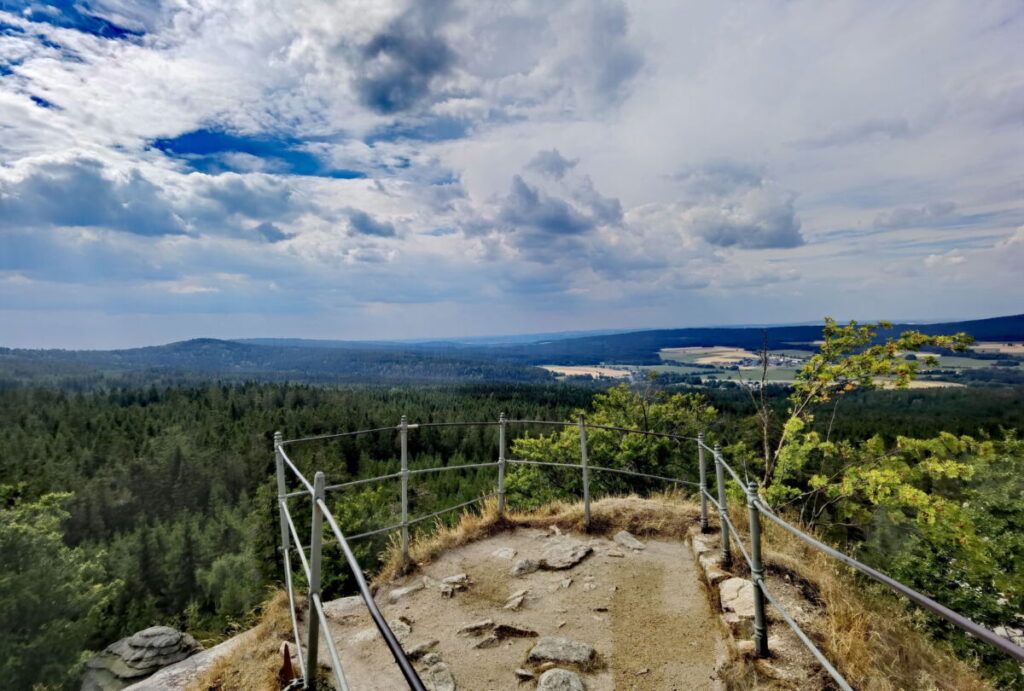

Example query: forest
[2,327,1023,688]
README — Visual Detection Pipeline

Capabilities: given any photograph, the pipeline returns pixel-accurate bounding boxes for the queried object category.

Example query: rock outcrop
[82,626,202,691]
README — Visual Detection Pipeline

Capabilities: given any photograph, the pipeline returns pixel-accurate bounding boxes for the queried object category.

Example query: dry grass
[718,506,992,691]
[188,590,295,691]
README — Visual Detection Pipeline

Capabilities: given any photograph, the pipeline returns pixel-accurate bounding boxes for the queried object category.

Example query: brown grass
[188,590,295,691]
[718,505,991,691]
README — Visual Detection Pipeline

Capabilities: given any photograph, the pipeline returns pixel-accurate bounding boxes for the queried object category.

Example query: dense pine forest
[2,372,1023,688]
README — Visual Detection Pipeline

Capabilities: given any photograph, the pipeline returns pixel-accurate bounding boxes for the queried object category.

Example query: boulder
[511,559,540,577]
[537,668,585,691]
[540,539,593,570]
[528,637,595,665]
[614,530,645,550]
[83,626,201,691]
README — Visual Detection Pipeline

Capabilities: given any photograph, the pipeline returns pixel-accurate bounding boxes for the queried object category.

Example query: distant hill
[0,338,556,385]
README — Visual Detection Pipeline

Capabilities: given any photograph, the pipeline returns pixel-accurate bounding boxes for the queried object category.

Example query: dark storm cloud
[499,175,595,236]
[353,1,456,115]
[691,195,804,249]
[0,158,185,236]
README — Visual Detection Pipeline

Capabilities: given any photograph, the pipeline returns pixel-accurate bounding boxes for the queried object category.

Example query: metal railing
[273,416,1024,690]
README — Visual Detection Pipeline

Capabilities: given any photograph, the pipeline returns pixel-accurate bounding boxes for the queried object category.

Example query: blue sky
[0,0,1022,348]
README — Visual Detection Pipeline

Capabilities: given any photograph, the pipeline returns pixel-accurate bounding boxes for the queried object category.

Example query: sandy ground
[541,366,632,379]
[310,528,725,690]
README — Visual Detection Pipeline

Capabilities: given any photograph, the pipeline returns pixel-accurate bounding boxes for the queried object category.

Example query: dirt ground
[540,365,632,379]
[311,527,726,690]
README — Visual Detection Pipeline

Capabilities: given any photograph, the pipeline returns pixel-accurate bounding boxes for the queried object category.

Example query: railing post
[698,432,708,532]
[274,432,291,560]
[747,480,769,658]
[306,471,325,690]
[400,415,410,565]
[579,413,591,530]
[714,443,731,565]
[497,412,507,516]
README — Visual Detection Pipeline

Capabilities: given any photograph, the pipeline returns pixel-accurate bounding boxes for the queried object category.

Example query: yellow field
[972,342,1024,354]
[541,365,632,379]
[659,346,757,365]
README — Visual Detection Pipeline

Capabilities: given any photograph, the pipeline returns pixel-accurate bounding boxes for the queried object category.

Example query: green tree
[0,485,118,689]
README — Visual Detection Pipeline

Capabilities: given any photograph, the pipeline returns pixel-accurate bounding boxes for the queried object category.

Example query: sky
[0,0,1022,349]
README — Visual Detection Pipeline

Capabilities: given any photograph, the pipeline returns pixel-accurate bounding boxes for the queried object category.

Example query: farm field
[540,365,632,379]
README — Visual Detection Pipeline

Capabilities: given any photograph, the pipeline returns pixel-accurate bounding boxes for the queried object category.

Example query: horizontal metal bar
[346,522,403,541]
[317,500,427,691]
[590,465,699,487]
[312,592,351,691]
[280,548,306,679]
[406,461,501,476]
[756,502,1024,662]
[281,488,310,499]
[407,493,498,527]
[756,576,852,691]
[506,419,696,442]
[278,446,314,495]
[413,421,500,429]
[506,458,582,470]
[280,425,398,446]
[279,498,312,580]
[325,471,403,492]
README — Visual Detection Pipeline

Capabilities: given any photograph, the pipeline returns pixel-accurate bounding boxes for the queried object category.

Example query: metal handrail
[274,416,1024,691]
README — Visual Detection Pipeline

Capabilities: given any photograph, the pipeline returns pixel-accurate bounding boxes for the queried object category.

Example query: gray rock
[504,594,526,611]
[494,624,538,640]
[457,619,494,636]
[528,637,595,665]
[389,582,425,602]
[720,577,755,618]
[492,547,517,559]
[83,626,202,691]
[614,530,645,550]
[541,539,593,570]
[514,668,535,681]
[511,559,540,576]
[407,640,440,660]
[537,668,585,691]
[422,660,457,691]
[421,653,443,666]
[389,618,412,640]
[473,635,500,649]
[443,573,470,587]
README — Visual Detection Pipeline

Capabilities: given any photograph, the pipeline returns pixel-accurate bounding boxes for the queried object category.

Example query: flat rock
[442,573,469,587]
[514,668,535,681]
[389,618,412,640]
[457,619,494,636]
[720,577,755,618]
[421,659,456,691]
[504,594,526,611]
[540,539,593,570]
[494,624,538,640]
[474,635,500,649]
[528,637,595,665]
[614,530,645,550]
[83,626,202,690]
[511,559,540,576]
[389,582,425,602]
[492,547,517,559]
[406,640,439,660]
[537,668,585,691]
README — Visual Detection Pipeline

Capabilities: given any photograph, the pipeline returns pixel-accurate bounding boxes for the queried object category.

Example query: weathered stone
[494,624,538,640]
[83,626,202,691]
[389,618,412,640]
[457,619,494,636]
[504,594,526,611]
[514,668,535,681]
[440,584,456,598]
[692,534,716,557]
[560,578,573,589]
[389,582,425,603]
[606,551,625,558]
[511,559,540,576]
[421,660,456,691]
[720,577,755,618]
[704,565,730,586]
[492,547,517,560]
[541,539,593,570]
[350,627,379,644]
[421,653,443,666]
[407,640,440,660]
[474,635,500,649]
[443,573,469,587]
[528,637,595,665]
[614,530,645,550]
[537,668,585,691]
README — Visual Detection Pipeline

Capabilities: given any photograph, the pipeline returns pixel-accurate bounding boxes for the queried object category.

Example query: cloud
[873,201,958,229]
[793,118,912,149]
[347,208,397,237]
[526,149,578,180]
[353,1,456,115]
[499,175,596,237]
[0,158,185,235]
